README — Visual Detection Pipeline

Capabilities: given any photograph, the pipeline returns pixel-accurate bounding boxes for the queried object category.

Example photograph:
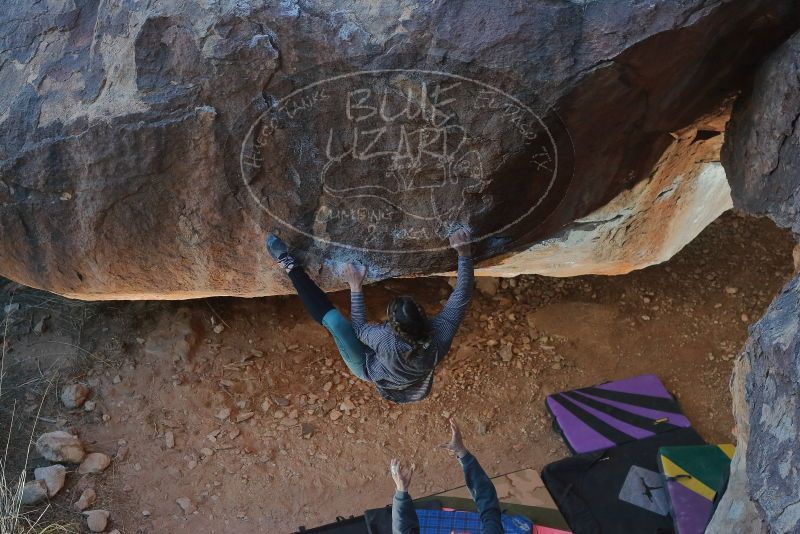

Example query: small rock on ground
[74,488,97,512]
[84,509,110,532]
[36,431,85,463]
[475,277,500,296]
[61,383,90,409]
[21,479,49,505]
[176,496,196,515]
[33,315,47,334]
[236,411,254,423]
[33,464,66,496]
[301,423,315,439]
[78,452,111,474]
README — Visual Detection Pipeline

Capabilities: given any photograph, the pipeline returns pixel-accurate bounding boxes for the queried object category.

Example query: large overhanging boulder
[0,0,797,299]
[708,30,800,534]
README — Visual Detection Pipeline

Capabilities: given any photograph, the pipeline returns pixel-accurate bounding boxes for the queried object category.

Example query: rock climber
[390,417,504,534]
[265,228,473,404]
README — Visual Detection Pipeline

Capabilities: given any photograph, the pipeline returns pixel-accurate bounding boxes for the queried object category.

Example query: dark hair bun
[388,296,428,341]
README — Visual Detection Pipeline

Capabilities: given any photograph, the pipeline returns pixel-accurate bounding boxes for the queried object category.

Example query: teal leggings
[287,267,369,381]
[321,309,369,381]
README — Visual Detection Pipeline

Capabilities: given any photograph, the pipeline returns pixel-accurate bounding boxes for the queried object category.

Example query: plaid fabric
[351,256,473,403]
[416,509,533,533]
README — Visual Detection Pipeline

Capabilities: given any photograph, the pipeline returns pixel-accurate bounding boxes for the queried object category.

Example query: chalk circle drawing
[240,68,572,254]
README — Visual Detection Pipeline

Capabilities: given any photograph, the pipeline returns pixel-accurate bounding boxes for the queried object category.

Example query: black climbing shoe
[266,233,298,273]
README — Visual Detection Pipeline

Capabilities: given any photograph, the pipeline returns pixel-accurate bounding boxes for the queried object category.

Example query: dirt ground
[1,212,796,534]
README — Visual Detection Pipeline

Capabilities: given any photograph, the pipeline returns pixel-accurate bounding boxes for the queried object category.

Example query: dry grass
[0,295,79,534]
[1,410,78,534]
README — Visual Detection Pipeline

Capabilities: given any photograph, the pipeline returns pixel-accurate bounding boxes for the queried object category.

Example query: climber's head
[387,296,430,345]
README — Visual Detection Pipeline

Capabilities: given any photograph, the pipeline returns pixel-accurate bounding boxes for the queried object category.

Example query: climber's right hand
[342,262,366,291]
[449,229,472,257]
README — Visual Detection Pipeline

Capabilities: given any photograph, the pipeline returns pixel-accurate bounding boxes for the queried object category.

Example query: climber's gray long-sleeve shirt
[350,255,474,402]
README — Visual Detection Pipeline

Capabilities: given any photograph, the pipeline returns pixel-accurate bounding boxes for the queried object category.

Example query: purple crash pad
[545,374,692,454]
